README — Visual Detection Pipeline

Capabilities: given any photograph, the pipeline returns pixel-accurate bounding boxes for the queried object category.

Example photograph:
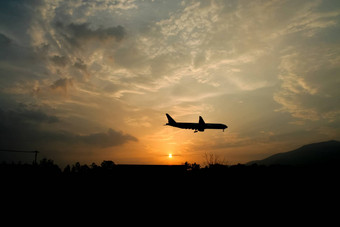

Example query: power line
[0,150,39,164]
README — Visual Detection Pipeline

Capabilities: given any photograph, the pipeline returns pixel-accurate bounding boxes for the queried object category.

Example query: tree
[101,160,115,170]
[203,153,227,167]
[184,162,201,171]
[64,165,71,174]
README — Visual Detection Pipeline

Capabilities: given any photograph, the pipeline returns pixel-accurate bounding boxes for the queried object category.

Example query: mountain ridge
[247,140,340,166]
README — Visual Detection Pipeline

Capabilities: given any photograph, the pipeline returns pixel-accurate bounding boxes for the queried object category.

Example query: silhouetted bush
[38,158,61,175]
[101,160,116,170]
[1,159,339,189]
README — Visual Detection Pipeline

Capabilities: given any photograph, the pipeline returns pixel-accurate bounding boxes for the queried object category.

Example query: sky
[1,0,340,166]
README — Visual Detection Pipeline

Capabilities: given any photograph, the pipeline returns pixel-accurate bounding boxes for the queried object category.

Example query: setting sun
[168,154,173,159]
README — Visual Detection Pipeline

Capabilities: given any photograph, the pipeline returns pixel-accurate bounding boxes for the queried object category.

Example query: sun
[168,154,173,158]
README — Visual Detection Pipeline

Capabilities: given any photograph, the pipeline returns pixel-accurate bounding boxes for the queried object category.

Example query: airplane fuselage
[165,114,228,133]
[166,122,227,131]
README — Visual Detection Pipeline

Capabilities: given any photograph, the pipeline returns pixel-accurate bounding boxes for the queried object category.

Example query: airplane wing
[180,123,204,132]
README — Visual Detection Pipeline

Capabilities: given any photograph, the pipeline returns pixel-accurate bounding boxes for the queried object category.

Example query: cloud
[50,78,74,94]
[77,128,138,148]
[156,1,219,46]
[0,105,137,151]
[0,33,11,46]
[0,105,58,126]
[0,0,39,45]
[51,0,137,24]
[276,1,340,37]
[274,44,340,121]
[0,105,60,150]
[55,21,125,48]
[50,55,68,67]
[0,33,14,60]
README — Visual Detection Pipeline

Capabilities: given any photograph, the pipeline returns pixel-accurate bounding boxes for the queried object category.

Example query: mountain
[247,140,340,166]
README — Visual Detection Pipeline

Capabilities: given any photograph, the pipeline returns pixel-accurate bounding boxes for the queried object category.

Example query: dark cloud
[0,105,58,126]
[0,106,59,150]
[0,105,137,151]
[50,78,74,94]
[74,59,87,71]
[0,32,36,62]
[0,0,40,45]
[77,128,138,148]
[0,33,14,60]
[73,58,91,79]
[68,22,125,40]
[0,33,11,46]
[55,21,125,47]
[50,55,68,67]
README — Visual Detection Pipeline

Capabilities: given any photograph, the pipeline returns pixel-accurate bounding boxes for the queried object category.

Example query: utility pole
[34,150,38,164]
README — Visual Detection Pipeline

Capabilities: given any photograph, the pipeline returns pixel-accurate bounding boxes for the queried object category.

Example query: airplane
[165,113,228,133]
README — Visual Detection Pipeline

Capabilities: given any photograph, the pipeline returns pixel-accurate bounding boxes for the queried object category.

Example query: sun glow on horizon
[168,154,173,158]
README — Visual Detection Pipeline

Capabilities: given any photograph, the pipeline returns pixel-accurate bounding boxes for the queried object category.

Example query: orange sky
[1,0,340,166]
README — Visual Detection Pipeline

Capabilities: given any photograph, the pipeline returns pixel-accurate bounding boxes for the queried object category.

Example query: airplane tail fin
[166,113,176,125]
[199,116,205,125]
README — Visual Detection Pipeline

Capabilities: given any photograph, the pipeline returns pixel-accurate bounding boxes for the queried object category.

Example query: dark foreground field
[2,159,339,221]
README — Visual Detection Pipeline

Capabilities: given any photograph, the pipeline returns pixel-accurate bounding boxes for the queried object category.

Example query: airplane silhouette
[165,113,228,133]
